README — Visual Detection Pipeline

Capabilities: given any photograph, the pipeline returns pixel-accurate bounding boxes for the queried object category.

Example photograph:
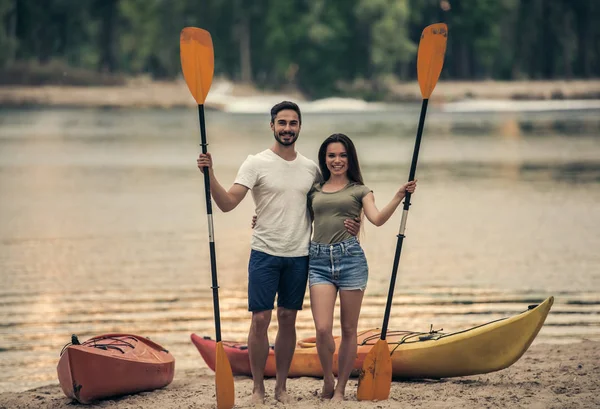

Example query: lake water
[0,105,599,393]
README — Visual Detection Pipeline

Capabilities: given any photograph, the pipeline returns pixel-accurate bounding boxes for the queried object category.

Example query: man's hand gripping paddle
[180,27,235,409]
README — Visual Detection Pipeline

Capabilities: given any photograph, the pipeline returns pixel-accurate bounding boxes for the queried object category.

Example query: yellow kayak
[192,296,553,379]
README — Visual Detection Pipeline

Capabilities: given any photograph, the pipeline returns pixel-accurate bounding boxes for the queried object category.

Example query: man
[197,101,359,404]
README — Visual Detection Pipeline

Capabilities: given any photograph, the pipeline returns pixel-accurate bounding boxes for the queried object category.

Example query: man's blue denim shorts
[247,250,309,312]
[308,237,368,291]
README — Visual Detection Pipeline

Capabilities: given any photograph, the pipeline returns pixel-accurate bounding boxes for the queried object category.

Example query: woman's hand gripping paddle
[180,27,234,409]
[356,23,448,401]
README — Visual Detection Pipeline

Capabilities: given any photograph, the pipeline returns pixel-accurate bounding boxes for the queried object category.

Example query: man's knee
[277,307,297,326]
[250,310,272,334]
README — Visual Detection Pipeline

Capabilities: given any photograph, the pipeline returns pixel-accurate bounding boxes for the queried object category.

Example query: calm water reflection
[1,107,599,393]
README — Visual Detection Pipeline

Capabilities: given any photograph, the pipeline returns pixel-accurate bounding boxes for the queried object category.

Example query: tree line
[1,0,599,97]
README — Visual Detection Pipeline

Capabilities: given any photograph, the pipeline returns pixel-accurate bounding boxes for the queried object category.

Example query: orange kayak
[57,334,175,404]
[192,296,553,379]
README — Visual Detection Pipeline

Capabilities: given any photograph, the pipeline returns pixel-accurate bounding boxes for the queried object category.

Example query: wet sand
[1,340,598,408]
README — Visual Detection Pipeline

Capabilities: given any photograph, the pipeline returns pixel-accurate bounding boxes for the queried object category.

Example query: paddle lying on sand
[357,23,448,401]
[180,27,235,409]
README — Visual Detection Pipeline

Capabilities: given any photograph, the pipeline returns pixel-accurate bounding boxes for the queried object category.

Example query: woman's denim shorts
[308,237,368,291]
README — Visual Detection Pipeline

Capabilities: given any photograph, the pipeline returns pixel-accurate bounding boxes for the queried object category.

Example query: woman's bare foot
[331,391,345,402]
[321,375,335,399]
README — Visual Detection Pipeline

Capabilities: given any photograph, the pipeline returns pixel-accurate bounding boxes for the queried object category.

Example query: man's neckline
[268,148,298,162]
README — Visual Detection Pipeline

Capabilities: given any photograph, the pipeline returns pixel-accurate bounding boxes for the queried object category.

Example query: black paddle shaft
[381,98,429,340]
[198,104,223,342]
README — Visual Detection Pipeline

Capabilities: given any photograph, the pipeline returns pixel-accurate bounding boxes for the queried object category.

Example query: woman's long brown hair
[318,133,366,240]
[318,133,364,184]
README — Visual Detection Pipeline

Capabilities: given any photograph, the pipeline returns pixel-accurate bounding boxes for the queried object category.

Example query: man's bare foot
[331,391,345,402]
[274,389,293,404]
[251,388,265,405]
[321,375,335,399]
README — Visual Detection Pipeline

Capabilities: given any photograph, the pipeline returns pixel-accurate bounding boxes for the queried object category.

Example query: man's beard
[274,131,298,146]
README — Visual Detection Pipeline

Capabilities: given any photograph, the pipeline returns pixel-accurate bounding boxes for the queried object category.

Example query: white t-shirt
[234,149,320,257]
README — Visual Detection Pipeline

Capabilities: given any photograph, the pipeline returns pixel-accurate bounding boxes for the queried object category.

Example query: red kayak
[57,334,175,404]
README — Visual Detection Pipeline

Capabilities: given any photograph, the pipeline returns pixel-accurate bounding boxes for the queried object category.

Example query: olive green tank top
[308,182,372,244]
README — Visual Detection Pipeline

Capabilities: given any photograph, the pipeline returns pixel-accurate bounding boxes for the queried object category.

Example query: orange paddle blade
[356,339,393,401]
[417,23,448,99]
[215,341,235,409]
[180,27,214,105]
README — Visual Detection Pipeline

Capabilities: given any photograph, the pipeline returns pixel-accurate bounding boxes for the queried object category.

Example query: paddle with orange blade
[357,23,448,401]
[180,27,235,409]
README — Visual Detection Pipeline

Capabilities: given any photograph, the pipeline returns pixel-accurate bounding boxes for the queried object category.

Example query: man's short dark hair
[270,101,302,124]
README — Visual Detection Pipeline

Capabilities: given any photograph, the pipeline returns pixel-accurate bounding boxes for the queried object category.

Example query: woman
[308,133,416,401]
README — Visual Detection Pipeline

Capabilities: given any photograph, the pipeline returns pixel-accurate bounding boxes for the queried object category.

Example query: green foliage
[0,1,18,67]
[355,0,415,77]
[1,0,599,93]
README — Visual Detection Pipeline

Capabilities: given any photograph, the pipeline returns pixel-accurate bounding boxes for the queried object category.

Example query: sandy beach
[1,79,600,110]
[1,340,597,409]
